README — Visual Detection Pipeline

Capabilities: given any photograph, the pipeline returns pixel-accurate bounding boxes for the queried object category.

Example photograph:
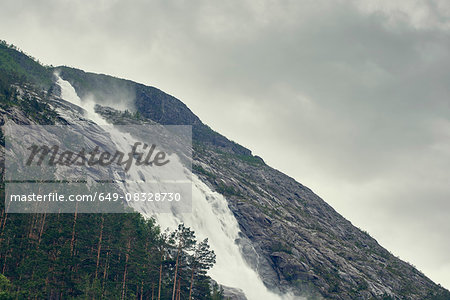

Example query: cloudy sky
[1,0,449,289]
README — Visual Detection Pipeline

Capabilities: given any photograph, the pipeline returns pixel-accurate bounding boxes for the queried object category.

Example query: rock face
[192,146,441,299]
[1,45,449,299]
[59,69,450,300]
[222,286,248,300]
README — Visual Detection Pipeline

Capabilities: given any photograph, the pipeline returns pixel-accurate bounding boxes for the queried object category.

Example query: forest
[0,196,223,299]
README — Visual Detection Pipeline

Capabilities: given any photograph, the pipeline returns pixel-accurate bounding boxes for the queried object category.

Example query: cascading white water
[55,75,298,300]
[56,75,107,125]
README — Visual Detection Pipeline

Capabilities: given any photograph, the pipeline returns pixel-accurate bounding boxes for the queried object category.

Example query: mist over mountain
[0,41,450,300]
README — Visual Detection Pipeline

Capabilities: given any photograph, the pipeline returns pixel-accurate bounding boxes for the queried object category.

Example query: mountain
[1,40,449,300]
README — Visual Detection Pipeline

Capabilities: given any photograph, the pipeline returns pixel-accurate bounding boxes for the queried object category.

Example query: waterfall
[55,75,297,300]
[56,75,107,125]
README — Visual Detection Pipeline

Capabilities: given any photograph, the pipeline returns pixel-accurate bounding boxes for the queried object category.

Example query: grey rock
[222,286,248,300]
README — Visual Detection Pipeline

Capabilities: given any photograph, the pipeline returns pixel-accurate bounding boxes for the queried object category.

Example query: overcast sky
[1,0,449,289]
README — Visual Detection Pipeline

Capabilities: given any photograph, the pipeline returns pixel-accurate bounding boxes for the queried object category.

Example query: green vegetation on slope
[0,41,53,89]
[0,40,58,124]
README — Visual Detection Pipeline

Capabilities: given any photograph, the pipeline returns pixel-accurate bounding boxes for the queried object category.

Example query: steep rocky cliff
[1,42,449,299]
[56,65,450,300]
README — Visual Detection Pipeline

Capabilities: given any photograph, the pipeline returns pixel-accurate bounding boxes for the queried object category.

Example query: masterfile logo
[3,122,192,213]
[25,142,170,172]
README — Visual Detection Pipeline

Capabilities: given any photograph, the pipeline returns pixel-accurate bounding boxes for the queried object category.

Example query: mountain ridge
[1,40,449,299]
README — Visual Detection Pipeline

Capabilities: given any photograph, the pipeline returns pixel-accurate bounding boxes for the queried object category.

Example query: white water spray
[56,75,107,125]
[56,76,299,300]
